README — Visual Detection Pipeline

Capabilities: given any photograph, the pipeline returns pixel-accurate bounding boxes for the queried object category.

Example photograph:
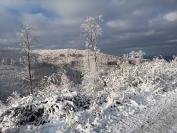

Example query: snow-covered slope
[0,49,177,133]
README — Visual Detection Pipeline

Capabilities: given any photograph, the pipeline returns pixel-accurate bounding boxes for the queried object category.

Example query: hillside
[0,49,177,132]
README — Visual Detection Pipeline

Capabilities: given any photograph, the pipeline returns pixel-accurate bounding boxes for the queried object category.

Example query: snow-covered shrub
[123,50,146,64]
[64,66,83,84]
[7,92,21,106]
[41,72,62,87]
[1,50,177,132]
[0,90,93,132]
[0,102,48,131]
[81,71,106,95]
[129,50,145,59]
[57,93,91,112]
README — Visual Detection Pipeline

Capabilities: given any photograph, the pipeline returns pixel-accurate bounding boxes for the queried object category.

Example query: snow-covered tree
[81,15,103,69]
[128,50,146,64]
[129,50,145,60]
[19,25,35,94]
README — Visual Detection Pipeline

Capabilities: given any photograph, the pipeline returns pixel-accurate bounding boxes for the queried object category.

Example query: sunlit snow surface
[0,50,177,133]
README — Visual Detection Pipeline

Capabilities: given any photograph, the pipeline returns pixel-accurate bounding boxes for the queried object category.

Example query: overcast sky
[0,0,177,56]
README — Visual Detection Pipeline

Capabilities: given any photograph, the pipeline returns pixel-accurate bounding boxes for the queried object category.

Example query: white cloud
[22,13,49,27]
[0,38,9,43]
[112,30,157,40]
[166,39,177,43]
[163,11,177,22]
[0,38,17,44]
[52,18,81,26]
[144,30,155,36]
[107,20,130,29]
[40,0,106,18]
[40,1,82,17]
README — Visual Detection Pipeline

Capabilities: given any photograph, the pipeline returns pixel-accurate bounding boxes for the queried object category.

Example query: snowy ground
[133,90,177,133]
[0,49,177,133]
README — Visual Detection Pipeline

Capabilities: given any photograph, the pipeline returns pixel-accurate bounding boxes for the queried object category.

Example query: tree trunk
[27,50,33,94]
[94,50,97,64]
[87,46,90,70]
[94,50,97,71]
[67,49,69,63]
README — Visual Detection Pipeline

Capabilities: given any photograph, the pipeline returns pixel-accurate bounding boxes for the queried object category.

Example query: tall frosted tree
[19,25,34,94]
[81,15,103,69]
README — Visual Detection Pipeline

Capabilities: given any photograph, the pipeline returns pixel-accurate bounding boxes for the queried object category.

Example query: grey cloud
[0,0,177,56]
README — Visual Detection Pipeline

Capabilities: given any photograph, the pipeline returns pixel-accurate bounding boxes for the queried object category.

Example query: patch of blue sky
[6,4,59,19]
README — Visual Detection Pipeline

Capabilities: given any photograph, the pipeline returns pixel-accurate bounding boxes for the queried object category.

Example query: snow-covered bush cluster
[0,52,177,132]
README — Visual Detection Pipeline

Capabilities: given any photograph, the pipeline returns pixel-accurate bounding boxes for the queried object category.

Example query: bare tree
[19,25,34,94]
[81,15,103,69]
